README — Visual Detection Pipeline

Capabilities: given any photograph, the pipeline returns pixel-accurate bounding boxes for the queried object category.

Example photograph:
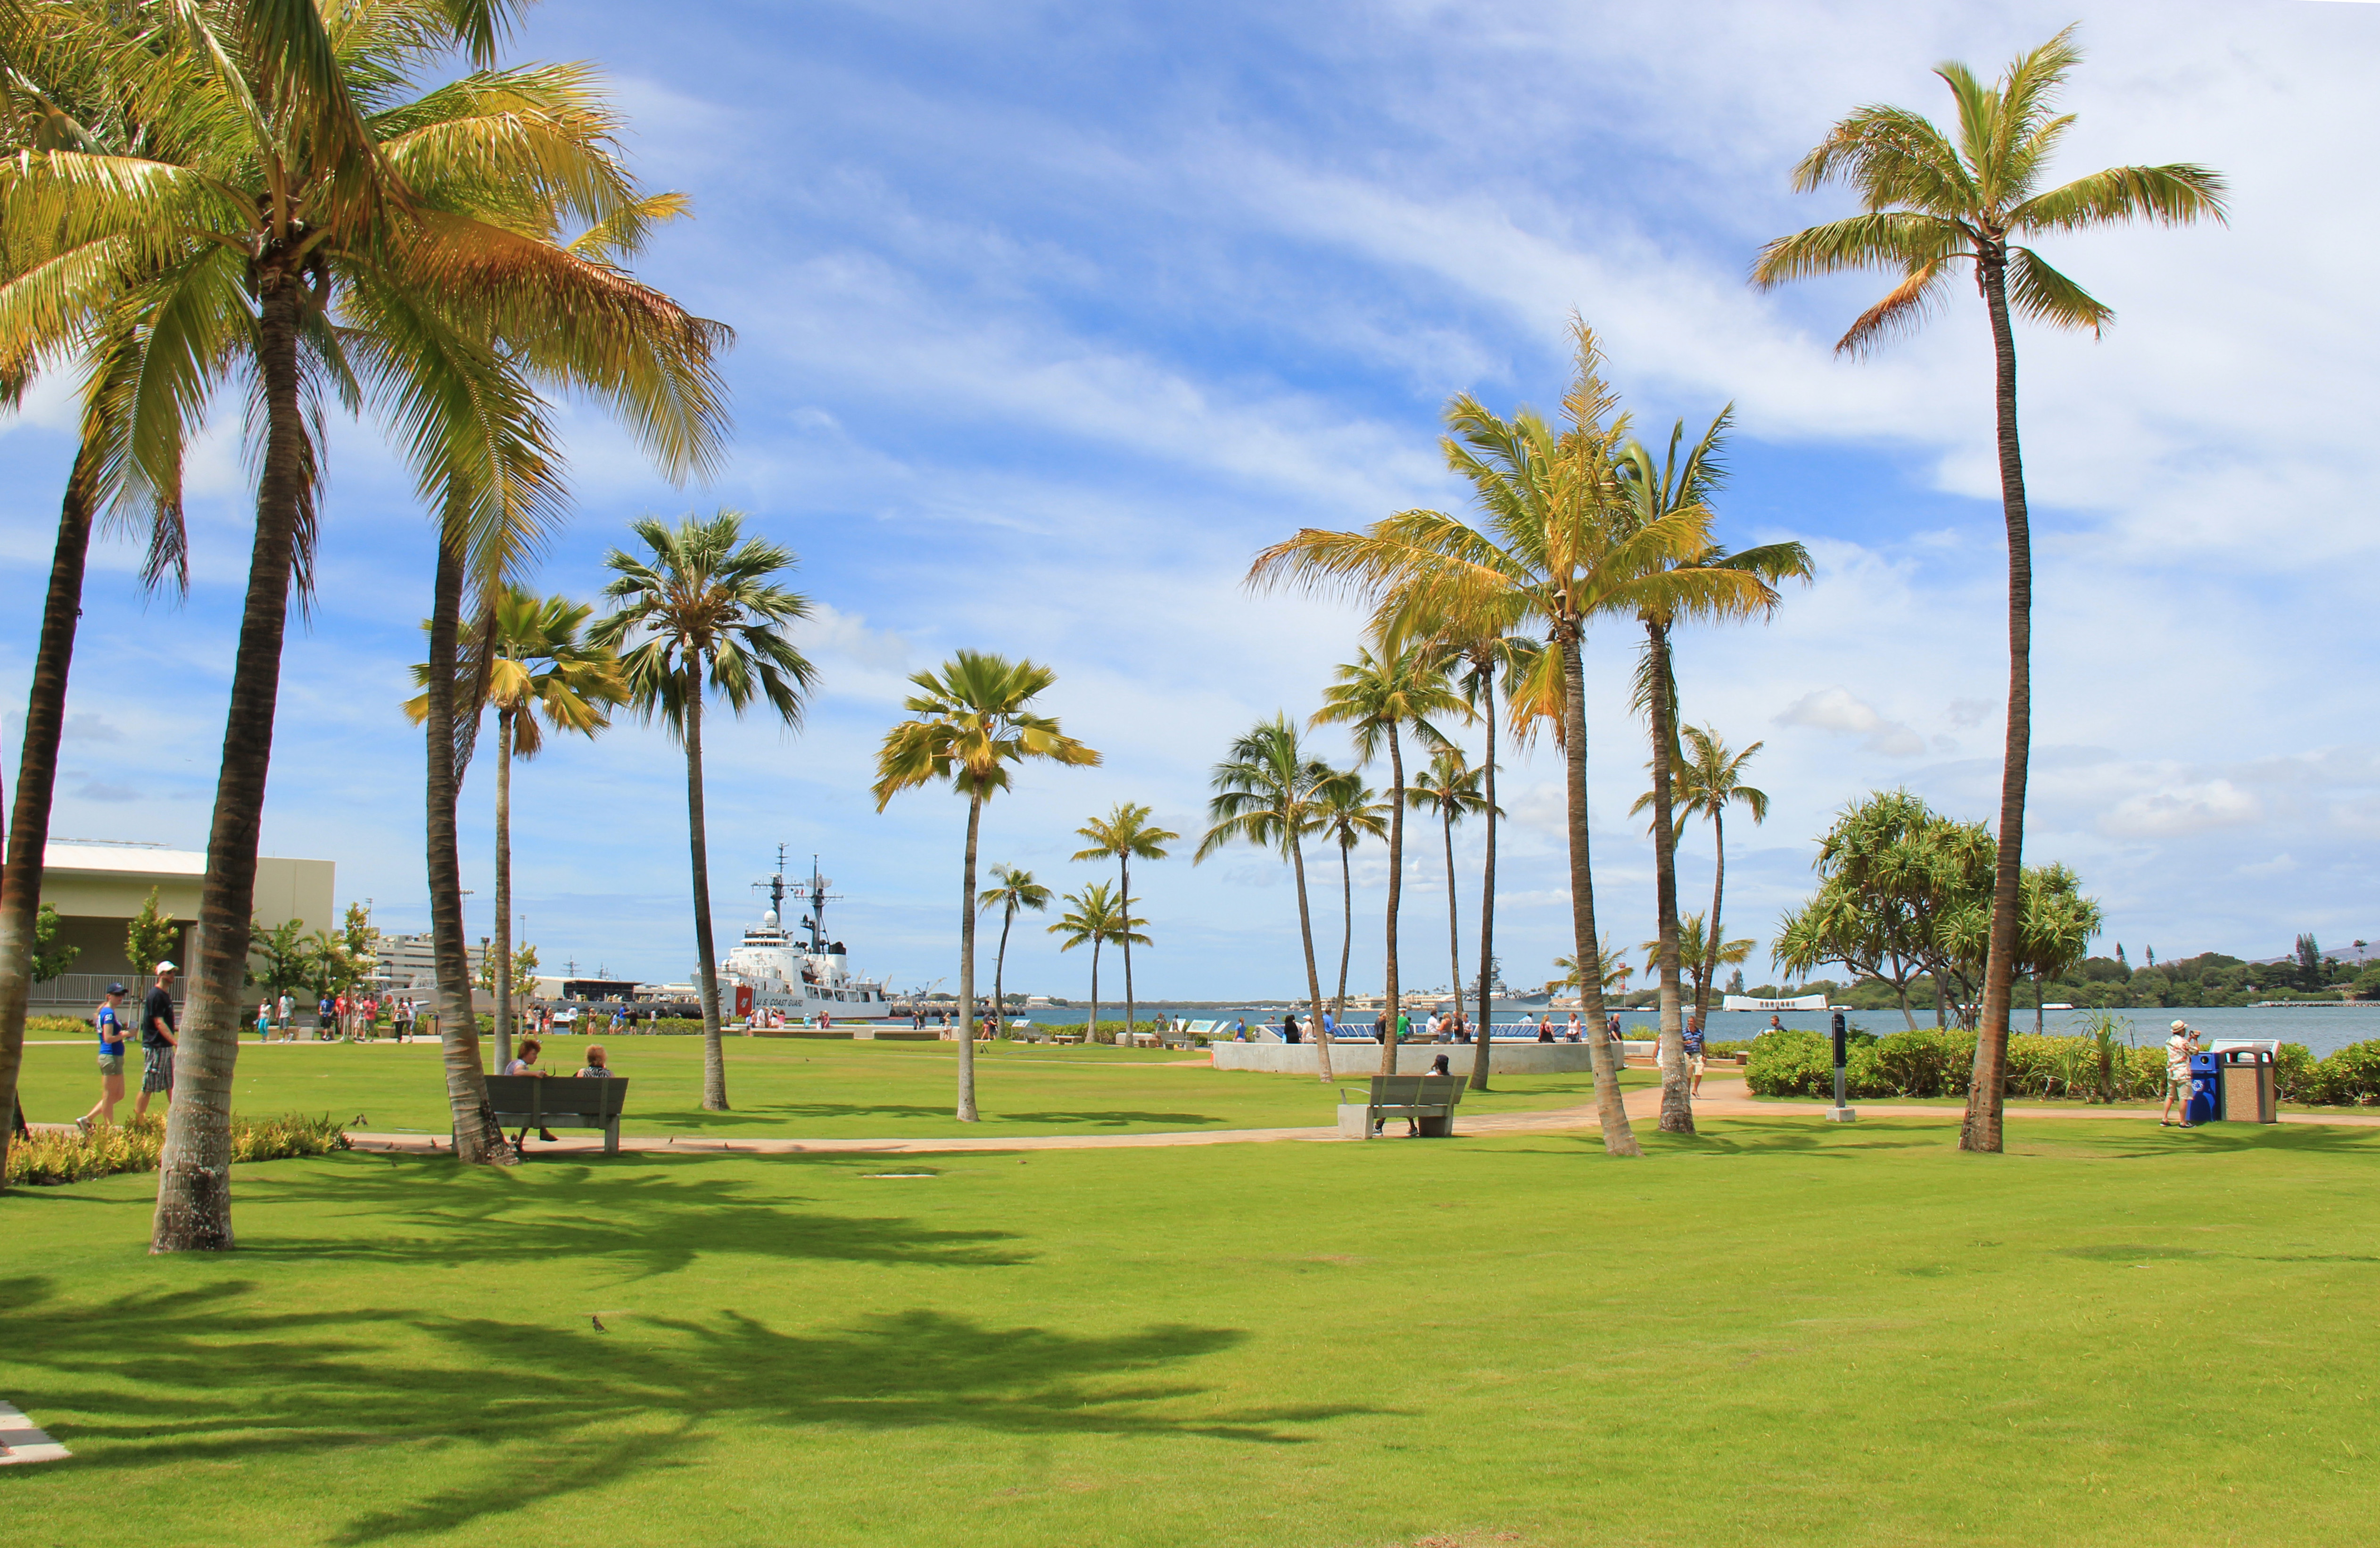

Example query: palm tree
[1194,714,1337,1082]
[407,587,625,1069]
[1311,642,1465,1071]
[1752,25,2225,1152]
[1070,803,1177,1040]
[978,864,1052,1032]
[1250,321,1720,1156]
[874,651,1099,1120]
[1046,881,1147,1044]
[1640,914,1753,1023]
[2,0,729,1235]
[1618,412,1810,1134]
[1557,938,1634,1002]
[594,513,815,1113]
[1443,629,1536,1091]
[1672,727,1768,1033]
[1405,750,1494,1024]
[1312,770,1387,1019]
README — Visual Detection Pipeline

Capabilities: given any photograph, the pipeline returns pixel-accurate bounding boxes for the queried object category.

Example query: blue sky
[5,0,2377,999]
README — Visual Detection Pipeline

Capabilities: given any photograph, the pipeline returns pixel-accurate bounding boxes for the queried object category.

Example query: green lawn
[8,1108,2377,1546]
[13,1036,1644,1139]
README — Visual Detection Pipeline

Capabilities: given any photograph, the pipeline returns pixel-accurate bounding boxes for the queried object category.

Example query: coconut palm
[1046,881,1146,1044]
[1194,714,1337,1081]
[978,864,1052,1031]
[1442,629,1536,1090]
[407,586,625,1068]
[1312,769,1387,1018]
[594,513,815,1113]
[1672,727,1768,1033]
[1640,914,1753,1024]
[0,0,729,1236]
[1250,322,1724,1156]
[1070,803,1177,1041]
[1752,25,2225,1152]
[1617,412,1810,1134]
[874,651,1099,1120]
[1557,938,1633,1001]
[1405,749,1495,1025]
[1311,642,1465,1070]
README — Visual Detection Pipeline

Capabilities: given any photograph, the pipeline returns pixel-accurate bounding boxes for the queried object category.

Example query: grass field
[6,1080,2377,1547]
[10,1036,1646,1139]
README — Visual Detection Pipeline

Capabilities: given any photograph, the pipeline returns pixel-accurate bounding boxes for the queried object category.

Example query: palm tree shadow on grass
[0,1276,1366,1545]
[231,1157,1032,1279]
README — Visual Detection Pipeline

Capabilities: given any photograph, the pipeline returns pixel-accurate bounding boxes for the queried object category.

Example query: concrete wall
[1211,1040,1614,1076]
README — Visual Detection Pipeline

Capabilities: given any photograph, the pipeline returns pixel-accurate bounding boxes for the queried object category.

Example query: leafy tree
[1406,749,1494,1023]
[1047,882,1146,1043]
[30,905,79,984]
[595,512,816,1113]
[244,919,313,1015]
[1312,641,1465,1071]
[1194,714,1337,1081]
[2296,933,2323,987]
[978,865,1052,1034]
[124,887,181,979]
[2016,863,2101,1031]
[1754,25,2226,1154]
[1312,770,1387,1018]
[1070,803,1176,1044]
[476,940,539,1000]
[874,651,1098,1119]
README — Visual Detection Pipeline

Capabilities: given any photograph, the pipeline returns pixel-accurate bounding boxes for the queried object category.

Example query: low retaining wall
[1210,1040,1622,1076]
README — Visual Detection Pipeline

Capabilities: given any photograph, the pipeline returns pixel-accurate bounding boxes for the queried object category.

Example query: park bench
[482,1074,630,1156]
[1337,1074,1464,1139]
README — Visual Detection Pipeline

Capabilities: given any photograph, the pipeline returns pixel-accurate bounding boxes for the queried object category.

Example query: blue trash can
[2187,1050,2222,1125]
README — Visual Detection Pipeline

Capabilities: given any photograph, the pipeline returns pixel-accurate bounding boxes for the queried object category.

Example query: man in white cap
[2160,1019,2200,1128]
[135,960,180,1118]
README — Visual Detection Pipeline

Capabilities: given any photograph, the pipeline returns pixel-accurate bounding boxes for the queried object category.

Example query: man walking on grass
[135,961,179,1118]
[2161,1020,2201,1128]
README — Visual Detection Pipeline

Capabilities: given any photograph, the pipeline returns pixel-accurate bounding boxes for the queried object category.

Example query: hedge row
[1746,1028,2380,1108]
[8,1112,350,1188]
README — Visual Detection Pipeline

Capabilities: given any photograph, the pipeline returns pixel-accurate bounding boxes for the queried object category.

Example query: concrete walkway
[337,1074,2380,1158]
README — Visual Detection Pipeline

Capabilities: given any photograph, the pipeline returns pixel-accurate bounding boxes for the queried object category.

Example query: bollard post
[1826,1010,1858,1123]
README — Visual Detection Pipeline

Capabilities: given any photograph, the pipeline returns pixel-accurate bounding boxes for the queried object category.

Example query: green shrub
[2275,1043,2320,1103]
[8,1112,349,1188]
[2305,1040,2380,1106]
[28,1015,86,1035]
[1745,1031,1831,1096]
[1749,1026,2166,1102]
[1872,1027,1970,1098]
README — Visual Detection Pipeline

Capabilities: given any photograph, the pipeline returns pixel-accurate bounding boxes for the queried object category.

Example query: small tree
[478,941,541,1001]
[124,888,180,978]
[245,920,315,1016]
[2296,933,2323,988]
[31,905,80,984]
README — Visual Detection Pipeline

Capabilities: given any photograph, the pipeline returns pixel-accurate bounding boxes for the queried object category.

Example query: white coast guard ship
[716,851,895,1022]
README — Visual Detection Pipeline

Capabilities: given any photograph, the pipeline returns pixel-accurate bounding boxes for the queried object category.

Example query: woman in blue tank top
[77,984,131,1132]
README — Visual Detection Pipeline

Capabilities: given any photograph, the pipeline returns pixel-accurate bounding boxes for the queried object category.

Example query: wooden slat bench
[1338,1074,1464,1139]
[482,1075,630,1156]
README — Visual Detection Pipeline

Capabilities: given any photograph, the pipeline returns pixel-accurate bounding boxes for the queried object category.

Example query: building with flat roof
[33,840,334,1014]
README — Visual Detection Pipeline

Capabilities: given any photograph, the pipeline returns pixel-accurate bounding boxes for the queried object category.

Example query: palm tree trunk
[1381,724,1404,1075]
[1335,843,1353,1018]
[493,709,514,1072]
[1646,619,1692,1135]
[424,535,507,1163]
[954,793,980,1119]
[1559,629,1637,1157]
[152,269,308,1250]
[684,684,728,1111]
[1471,664,1497,1092]
[993,903,1014,1032]
[0,441,103,1183]
[1087,935,1099,1046]
[1289,836,1332,1082]
[1120,855,1133,1039]
[1441,806,1461,1036]
[1960,247,2033,1156]
[1695,809,1726,1033]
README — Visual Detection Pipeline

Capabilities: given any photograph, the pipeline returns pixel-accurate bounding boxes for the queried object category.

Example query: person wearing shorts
[1683,1017,1707,1095]
[78,984,132,1132]
[136,962,179,1118]
[2161,1020,2200,1127]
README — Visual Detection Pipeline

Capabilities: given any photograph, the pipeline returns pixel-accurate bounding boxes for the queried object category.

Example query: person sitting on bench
[576,1044,614,1077]
[505,1037,557,1143]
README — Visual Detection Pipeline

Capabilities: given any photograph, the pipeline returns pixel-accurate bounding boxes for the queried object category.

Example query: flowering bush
[7,1113,349,1188]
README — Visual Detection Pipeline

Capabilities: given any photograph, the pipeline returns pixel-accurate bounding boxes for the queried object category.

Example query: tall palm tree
[2,0,729,1236]
[978,864,1052,1032]
[1311,642,1464,1071]
[1046,881,1146,1044]
[594,512,815,1113]
[1250,321,1718,1156]
[874,651,1099,1120]
[1442,629,1536,1091]
[1405,749,1494,1021]
[1070,803,1177,1040]
[408,586,625,1068]
[1194,713,1336,1082]
[1618,412,1810,1134]
[1752,25,2225,1152]
[1673,727,1768,1033]
[1640,913,1753,1023]
[1312,770,1387,1019]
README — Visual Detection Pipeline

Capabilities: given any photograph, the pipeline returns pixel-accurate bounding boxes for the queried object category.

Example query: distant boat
[716,850,895,1022]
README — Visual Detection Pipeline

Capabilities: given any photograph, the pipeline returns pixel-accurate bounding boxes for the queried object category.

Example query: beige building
[34,840,335,1013]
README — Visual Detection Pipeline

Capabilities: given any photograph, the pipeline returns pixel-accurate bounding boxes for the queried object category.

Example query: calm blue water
[991,1002,2380,1059]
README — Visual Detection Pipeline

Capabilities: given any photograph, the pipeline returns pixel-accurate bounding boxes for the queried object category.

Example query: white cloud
[1774,688,1926,757]
[2101,779,2263,838]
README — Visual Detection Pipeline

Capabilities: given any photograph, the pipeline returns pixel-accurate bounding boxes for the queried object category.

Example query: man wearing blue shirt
[1683,1017,1707,1095]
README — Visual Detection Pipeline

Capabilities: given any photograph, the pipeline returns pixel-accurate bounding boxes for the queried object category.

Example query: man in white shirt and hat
[2160,1020,2201,1128]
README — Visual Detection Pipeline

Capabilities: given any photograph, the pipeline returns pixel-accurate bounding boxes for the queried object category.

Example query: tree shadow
[231,1157,1031,1279]
[1,1275,1367,1544]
